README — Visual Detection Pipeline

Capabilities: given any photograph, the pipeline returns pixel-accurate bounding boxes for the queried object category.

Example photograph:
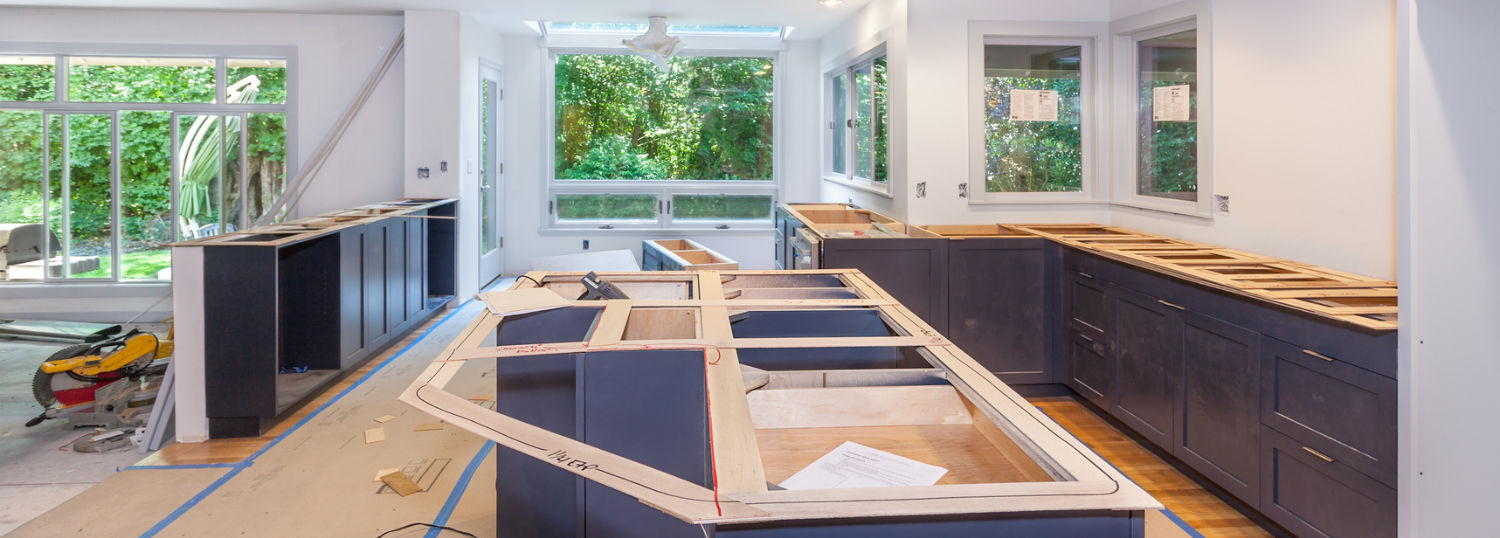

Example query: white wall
[497,34,823,274]
[1399,0,1500,535]
[0,7,405,322]
[1109,0,1398,281]
[817,0,908,218]
[903,0,1113,227]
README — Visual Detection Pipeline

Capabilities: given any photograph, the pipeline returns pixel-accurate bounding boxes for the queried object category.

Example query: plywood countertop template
[398,269,1160,526]
[171,197,457,248]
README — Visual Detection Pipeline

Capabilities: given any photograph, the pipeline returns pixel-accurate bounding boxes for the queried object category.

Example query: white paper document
[778,441,949,490]
[1152,84,1192,121]
[1009,89,1060,122]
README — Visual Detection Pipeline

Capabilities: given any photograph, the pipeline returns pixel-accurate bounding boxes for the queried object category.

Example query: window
[547,52,776,229]
[1111,1,1211,216]
[826,51,888,192]
[980,43,1084,194]
[0,52,290,282]
[1135,29,1198,201]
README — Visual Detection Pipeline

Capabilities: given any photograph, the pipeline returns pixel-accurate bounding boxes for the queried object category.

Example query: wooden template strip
[433,335,954,362]
[1259,288,1399,299]
[697,273,771,495]
[586,301,631,347]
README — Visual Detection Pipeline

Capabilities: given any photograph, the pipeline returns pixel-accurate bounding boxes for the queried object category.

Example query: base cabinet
[1066,328,1112,408]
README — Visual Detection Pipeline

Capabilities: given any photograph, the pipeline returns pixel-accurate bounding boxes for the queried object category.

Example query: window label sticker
[1008,89,1059,122]
[1152,84,1192,122]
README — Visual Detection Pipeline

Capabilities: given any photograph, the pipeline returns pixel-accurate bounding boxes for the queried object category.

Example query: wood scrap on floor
[373,468,401,482]
[414,423,445,432]
[374,415,397,423]
[364,427,385,444]
[379,471,423,497]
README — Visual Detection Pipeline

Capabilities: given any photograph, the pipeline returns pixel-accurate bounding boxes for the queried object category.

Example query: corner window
[826,51,888,191]
[1135,29,1198,201]
[1111,2,1210,217]
[980,42,1085,194]
[548,52,776,229]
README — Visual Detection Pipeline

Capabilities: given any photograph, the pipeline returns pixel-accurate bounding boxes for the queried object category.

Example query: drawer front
[1261,428,1395,538]
[1065,272,1110,336]
[1262,337,1396,486]
[1066,328,1113,408]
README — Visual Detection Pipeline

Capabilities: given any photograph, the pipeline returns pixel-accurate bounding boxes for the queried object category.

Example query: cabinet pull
[1301,446,1335,463]
[1302,349,1337,362]
[1078,271,1094,279]
[1078,333,1094,343]
[1157,299,1187,311]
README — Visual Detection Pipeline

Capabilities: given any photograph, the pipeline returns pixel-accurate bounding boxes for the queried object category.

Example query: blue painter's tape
[139,285,495,538]
[1033,406,1206,538]
[424,440,496,538]
[124,463,240,471]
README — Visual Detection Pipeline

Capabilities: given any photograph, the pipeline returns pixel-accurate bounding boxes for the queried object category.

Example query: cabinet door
[1178,311,1262,505]
[1261,337,1396,486]
[947,240,1048,383]
[385,218,408,331]
[362,220,388,346]
[1066,328,1113,408]
[1111,286,1181,448]
[339,227,365,362]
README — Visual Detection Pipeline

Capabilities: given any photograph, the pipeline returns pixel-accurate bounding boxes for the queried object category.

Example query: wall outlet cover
[1214,194,1230,214]
[582,239,590,250]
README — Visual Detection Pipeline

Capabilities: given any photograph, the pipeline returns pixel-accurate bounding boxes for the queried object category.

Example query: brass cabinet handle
[1302,349,1337,362]
[1078,333,1094,343]
[1301,446,1335,463]
[1078,271,1094,279]
[1157,299,1187,311]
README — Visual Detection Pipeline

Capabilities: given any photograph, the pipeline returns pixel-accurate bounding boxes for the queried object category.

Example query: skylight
[544,22,784,38]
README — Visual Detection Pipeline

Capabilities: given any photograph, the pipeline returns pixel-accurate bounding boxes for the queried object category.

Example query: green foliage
[1138,80,1197,196]
[554,54,773,181]
[983,75,1083,193]
[0,60,287,273]
[673,195,773,220]
[556,194,658,220]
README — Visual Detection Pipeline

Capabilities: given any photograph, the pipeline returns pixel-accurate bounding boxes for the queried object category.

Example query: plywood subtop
[171,198,456,248]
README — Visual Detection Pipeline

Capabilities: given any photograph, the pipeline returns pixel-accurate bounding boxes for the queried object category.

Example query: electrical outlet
[582,239,590,250]
[915,182,927,198]
[1214,194,1230,214]
[417,167,430,179]
[440,161,449,172]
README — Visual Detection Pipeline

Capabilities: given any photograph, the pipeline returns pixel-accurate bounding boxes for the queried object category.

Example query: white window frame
[968,22,1108,204]
[0,42,296,284]
[541,46,782,231]
[1109,0,1213,218]
[823,44,890,196]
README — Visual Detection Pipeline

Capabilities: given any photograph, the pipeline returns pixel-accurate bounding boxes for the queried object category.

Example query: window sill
[821,175,894,198]
[1110,198,1214,220]
[968,195,1107,206]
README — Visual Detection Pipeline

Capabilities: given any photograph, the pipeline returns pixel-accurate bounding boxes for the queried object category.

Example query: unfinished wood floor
[1030,396,1273,538]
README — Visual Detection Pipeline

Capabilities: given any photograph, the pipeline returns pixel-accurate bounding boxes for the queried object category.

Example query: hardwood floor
[1029,396,1273,538]
[133,316,441,467]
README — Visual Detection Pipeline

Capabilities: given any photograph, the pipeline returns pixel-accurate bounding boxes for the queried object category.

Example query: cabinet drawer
[1261,428,1395,538]
[1262,338,1396,487]
[1065,272,1110,336]
[1065,328,1112,408]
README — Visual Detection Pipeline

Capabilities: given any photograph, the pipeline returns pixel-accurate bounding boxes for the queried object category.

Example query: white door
[478,65,504,284]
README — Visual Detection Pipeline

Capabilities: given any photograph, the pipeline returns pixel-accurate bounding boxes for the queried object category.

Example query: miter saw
[25,324,171,450]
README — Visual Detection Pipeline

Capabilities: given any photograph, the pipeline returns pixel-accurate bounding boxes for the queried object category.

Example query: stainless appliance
[791,227,820,270]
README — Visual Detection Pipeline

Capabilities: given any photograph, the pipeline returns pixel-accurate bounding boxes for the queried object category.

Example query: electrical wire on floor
[517,274,543,288]
[375,522,476,538]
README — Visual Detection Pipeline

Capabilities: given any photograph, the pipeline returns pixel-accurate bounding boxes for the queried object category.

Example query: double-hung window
[546,47,778,230]
[0,50,291,282]
[825,49,889,192]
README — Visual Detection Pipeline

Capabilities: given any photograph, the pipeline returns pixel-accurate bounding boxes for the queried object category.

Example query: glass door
[478,65,504,284]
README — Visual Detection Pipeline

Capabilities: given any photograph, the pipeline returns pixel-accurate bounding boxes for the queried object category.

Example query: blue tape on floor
[139,284,495,538]
[424,440,496,538]
[1033,406,1205,538]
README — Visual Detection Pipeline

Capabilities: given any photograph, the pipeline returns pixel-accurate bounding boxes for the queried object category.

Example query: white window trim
[0,42,297,284]
[967,22,1109,205]
[541,46,781,231]
[822,44,891,196]
[1109,0,1214,218]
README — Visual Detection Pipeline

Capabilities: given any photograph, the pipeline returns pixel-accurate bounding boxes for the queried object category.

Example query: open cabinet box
[400,269,1158,535]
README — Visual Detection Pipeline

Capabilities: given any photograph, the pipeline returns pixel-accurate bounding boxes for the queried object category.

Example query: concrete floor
[0,324,167,535]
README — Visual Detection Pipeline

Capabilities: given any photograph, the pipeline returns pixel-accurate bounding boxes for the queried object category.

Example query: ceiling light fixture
[623,16,683,72]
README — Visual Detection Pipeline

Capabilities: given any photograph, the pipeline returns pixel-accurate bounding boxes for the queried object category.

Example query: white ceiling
[3,0,875,39]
